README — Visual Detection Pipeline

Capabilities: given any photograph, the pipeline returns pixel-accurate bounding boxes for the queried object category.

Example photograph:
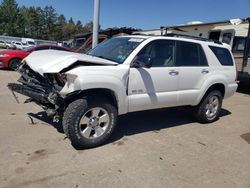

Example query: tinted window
[209,46,234,66]
[27,41,35,45]
[222,33,232,44]
[176,41,207,66]
[137,40,175,67]
[51,46,70,51]
[232,37,245,52]
[34,46,50,51]
[209,31,221,40]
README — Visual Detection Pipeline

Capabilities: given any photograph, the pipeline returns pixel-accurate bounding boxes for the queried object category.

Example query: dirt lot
[0,69,250,188]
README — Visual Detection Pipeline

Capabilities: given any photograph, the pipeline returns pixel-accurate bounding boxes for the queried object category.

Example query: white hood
[24,50,118,75]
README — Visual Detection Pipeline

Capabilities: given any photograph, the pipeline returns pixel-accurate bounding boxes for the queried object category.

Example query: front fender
[60,74,128,115]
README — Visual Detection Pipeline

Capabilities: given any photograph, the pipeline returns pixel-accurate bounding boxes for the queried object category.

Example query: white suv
[8,35,238,149]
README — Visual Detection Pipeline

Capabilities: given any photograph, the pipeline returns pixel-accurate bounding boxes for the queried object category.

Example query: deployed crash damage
[7,36,143,149]
[8,63,66,121]
[8,50,119,121]
[8,50,116,116]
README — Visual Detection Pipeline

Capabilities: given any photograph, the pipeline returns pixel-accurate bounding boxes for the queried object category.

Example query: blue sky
[15,0,250,30]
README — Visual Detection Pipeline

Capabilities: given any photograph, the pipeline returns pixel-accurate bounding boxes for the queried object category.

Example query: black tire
[8,58,21,70]
[195,90,222,123]
[63,97,118,149]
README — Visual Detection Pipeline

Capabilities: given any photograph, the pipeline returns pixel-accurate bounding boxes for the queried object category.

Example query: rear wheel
[8,58,21,70]
[63,98,117,149]
[195,90,222,123]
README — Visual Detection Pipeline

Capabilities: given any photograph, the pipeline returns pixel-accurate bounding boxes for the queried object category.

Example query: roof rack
[165,33,223,45]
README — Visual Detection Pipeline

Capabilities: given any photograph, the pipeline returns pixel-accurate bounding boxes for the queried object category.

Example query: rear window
[209,46,234,66]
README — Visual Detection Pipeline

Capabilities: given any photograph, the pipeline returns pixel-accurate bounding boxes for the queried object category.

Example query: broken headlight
[45,73,76,87]
[45,73,67,88]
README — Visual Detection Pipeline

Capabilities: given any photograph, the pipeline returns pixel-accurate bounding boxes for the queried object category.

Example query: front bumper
[7,64,64,108]
[8,83,50,104]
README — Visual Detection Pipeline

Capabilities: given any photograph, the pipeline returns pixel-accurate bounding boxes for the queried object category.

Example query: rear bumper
[224,83,238,98]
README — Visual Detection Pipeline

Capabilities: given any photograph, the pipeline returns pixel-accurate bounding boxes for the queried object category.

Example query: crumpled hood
[24,50,118,75]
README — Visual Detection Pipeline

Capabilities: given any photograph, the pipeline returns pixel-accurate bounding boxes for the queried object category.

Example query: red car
[0,44,73,70]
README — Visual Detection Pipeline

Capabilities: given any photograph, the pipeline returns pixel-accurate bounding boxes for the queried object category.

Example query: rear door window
[209,46,234,66]
[176,41,208,66]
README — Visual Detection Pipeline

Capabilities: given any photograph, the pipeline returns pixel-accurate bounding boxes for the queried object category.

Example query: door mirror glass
[132,55,152,68]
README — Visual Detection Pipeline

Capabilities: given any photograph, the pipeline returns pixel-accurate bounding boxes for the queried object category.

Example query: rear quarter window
[209,46,234,66]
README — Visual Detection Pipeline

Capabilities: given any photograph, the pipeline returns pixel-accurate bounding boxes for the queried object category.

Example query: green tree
[54,14,67,41]
[42,6,57,40]
[34,7,46,39]
[0,0,93,40]
[82,21,93,33]
[75,20,83,34]
[62,17,76,40]
[0,0,19,35]
[15,6,26,37]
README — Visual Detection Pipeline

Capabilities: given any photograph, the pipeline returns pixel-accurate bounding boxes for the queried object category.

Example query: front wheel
[63,98,118,149]
[195,90,222,123]
[8,58,21,70]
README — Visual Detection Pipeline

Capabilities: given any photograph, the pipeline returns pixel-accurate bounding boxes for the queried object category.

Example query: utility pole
[92,0,100,49]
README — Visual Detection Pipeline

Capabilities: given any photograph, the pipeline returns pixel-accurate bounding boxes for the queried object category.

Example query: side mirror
[132,55,152,68]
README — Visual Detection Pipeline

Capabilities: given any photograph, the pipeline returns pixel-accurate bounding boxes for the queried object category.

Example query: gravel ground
[0,69,250,188]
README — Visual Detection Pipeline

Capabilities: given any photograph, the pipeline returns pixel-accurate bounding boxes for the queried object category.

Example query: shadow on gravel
[108,107,231,144]
[237,84,250,95]
[27,112,64,134]
[27,107,231,148]
[0,68,12,71]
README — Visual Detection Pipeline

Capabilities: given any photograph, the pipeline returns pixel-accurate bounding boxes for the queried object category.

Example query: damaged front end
[8,63,66,121]
[7,49,119,122]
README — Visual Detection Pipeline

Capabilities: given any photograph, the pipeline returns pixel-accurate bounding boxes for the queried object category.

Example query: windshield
[88,37,144,64]
[24,46,34,52]
[28,41,35,45]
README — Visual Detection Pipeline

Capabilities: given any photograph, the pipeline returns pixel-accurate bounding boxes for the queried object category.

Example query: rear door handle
[169,70,179,76]
[201,69,209,74]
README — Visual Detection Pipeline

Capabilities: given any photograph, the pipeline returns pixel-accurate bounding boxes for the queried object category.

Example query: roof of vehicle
[118,35,230,48]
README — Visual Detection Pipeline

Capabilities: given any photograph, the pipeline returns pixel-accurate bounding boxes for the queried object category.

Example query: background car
[0,44,73,70]
[11,41,26,50]
[0,40,6,48]
[5,41,15,49]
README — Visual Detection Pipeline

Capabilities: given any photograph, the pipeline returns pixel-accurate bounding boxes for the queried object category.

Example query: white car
[11,41,29,50]
[8,35,238,149]
[0,40,6,48]
[5,41,14,49]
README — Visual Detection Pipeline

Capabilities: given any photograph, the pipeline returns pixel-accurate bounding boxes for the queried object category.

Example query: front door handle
[201,69,209,74]
[169,70,179,76]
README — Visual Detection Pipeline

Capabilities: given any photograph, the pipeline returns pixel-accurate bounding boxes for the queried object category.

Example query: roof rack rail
[131,32,156,36]
[165,33,223,45]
